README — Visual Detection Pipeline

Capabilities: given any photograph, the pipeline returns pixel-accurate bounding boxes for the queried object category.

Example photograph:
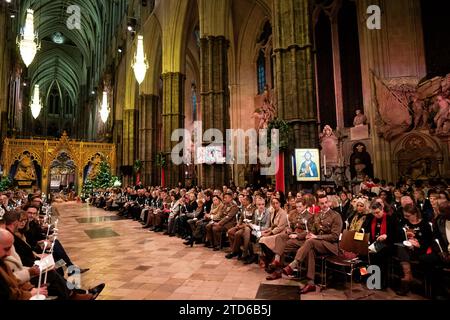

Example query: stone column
[139,94,159,186]
[272,0,319,187]
[113,120,123,176]
[0,6,10,142]
[123,108,138,185]
[330,16,344,129]
[199,36,230,188]
[162,72,185,187]
[356,0,426,182]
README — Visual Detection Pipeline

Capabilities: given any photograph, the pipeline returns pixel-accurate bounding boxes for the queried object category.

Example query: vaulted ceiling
[19,0,127,106]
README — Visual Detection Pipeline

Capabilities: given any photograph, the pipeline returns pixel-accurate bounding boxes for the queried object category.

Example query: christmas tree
[95,161,113,189]
[81,161,120,198]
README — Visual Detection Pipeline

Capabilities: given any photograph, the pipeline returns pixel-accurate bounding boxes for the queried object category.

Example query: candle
[44,237,57,284]
[435,239,443,253]
[323,155,327,175]
[303,218,309,233]
[33,241,48,300]
[403,227,408,241]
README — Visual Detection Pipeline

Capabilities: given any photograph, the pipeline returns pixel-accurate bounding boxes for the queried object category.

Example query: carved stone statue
[373,74,413,141]
[14,152,37,181]
[410,93,429,129]
[434,94,450,134]
[397,134,440,180]
[88,154,103,180]
[252,85,277,130]
[349,143,373,181]
[353,109,367,127]
[320,125,339,166]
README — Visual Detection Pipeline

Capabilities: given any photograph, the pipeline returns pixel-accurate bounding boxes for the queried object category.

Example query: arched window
[191,82,197,122]
[48,86,60,115]
[256,21,273,95]
[257,51,266,95]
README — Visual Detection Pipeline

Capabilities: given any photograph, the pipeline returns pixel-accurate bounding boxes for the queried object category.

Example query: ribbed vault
[19,0,121,112]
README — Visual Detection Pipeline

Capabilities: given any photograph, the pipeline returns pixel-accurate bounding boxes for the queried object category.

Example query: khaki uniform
[293,208,342,281]
[228,204,256,255]
[210,202,239,248]
[283,209,313,256]
[205,203,225,245]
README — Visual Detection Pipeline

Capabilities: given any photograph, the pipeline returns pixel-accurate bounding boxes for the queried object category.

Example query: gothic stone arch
[393,133,443,181]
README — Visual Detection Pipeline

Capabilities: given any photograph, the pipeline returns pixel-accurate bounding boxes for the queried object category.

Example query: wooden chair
[325,230,370,298]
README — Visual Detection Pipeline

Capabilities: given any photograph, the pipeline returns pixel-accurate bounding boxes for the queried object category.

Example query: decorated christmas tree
[81,161,120,198]
[95,161,113,189]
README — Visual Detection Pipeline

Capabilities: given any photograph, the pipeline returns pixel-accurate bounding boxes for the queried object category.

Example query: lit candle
[33,241,48,300]
[435,239,443,253]
[44,237,57,284]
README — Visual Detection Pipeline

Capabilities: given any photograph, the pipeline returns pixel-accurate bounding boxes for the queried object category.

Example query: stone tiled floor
[55,202,427,300]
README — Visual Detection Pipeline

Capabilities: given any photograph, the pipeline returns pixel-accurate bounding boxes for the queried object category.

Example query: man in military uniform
[210,192,239,251]
[282,195,342,294]
[266,198,313,280]
[225,195,256,260]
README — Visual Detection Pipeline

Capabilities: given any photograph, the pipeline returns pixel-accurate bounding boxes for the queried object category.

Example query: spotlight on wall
[127,17,137,34]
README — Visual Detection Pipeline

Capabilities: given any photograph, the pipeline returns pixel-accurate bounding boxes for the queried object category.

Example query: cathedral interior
[1,0,450,190]
[0,0,450,303]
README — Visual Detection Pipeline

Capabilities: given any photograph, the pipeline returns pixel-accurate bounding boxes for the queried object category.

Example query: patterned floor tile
[55,202,427,301]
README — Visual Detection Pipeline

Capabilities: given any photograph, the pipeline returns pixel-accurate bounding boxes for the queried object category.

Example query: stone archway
[393,133,443,181]
[49,151,76,193]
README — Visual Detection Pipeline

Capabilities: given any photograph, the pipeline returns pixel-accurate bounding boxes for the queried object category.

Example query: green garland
[155,152,167,168]
[0,177,13,192]
[267,118,291,150]
[133,159,143,173]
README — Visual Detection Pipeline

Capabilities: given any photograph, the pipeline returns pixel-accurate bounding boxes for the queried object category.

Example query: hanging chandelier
[17,9,40,67]
[30,84,42,119]
[99,91,109,123]
[132,35,149,84]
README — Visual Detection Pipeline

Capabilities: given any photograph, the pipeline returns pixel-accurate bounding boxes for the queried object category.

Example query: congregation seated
[30,176,450,300]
